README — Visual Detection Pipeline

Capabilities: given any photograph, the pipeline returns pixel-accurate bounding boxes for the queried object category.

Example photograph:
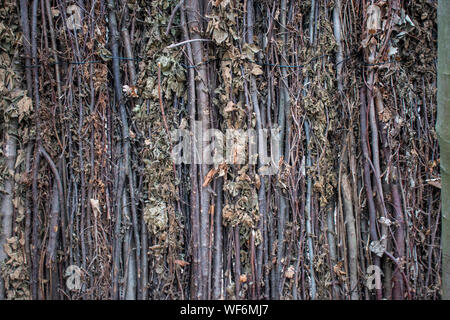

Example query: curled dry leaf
[174,259,190,267]
[218,162,228,177]
[250,64,264,76]
[285,265,295,279]
[333,261,346,277]
[123,85,139,98]
[17,95,32,123]
[203,168,218,187]
[370,235,387,257]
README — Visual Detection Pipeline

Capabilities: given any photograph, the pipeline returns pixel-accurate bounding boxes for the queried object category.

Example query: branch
[165,0,185,36]
[166,38,211,49]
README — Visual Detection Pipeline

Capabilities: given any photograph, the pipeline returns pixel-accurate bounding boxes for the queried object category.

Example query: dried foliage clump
[0,0,31,300]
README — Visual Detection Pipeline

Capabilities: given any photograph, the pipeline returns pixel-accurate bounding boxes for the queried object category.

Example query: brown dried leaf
[333,261,346,276]
[251,64,264,76]
[17,96,32,123]
[203,168,218,187]
[174,259,190,267]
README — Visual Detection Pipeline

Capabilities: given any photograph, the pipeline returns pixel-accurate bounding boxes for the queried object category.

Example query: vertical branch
[360,88,382,300]
[185,0,211,299]
[107,0,130,299]
[341,173,359,300]
[247,0,267,300]
[181,4,201,299]
[304,121,317,299]
[30,0,42,300]
[276,0,289,299]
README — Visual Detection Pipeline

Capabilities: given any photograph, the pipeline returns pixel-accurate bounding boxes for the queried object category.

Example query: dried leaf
[212,28,228,44]
[370,235,386,257]
[285,265,295,279]
[17,96,32,123]
[251,64,264,76]
[174,259,190,267]
[203,168,218,187]
[333,261,346,276]
[123,85,139,98]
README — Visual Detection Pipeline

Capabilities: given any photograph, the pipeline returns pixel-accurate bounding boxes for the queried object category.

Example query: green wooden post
[437,0,450,300]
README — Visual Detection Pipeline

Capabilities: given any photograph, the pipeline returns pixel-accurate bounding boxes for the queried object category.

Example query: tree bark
[342,174,359,300]
[0,119,17,299]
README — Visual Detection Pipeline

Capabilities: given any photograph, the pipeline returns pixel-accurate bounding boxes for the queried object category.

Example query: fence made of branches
[0,0,440,300]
